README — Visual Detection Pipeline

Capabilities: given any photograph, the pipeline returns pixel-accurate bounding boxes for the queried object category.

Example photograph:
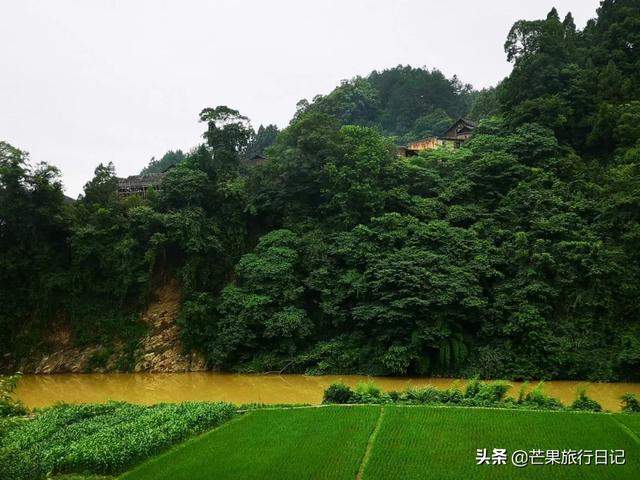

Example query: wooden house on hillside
[117,173,166,198]
[398,118,476,157]
[442,118,476,142]
[407,137,441,151]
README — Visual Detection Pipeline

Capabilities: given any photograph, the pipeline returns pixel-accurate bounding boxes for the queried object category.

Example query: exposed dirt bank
[3,281,206,374]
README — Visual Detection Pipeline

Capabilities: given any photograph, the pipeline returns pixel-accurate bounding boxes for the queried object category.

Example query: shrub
[0,401,236,480]
[521,382,564,410]
[440,384,464,404]
[403,386,441,404]
[570,388,602,412]
[85,347,112,372]
[464,377,481,398]
[388,390,401,402]
[0,374,27,418]
[516,381,529,403]
[352,381,389,403]
[354,381,382,398]
[322,379,570,412]
[621,393,640,413]
[460,379,511,405]
[475,381,512,403]
[322,383,354,404]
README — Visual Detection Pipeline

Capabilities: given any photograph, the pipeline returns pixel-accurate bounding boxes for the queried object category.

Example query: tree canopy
[2,2,640,380]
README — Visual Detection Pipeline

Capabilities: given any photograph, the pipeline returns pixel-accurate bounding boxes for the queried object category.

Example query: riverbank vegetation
[322,380,606,411]
[0,375,26,417]
[621,393,640,412]
[2,1,640,381]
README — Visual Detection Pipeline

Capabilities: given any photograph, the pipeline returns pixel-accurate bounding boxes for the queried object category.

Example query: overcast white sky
[1,0,601,197]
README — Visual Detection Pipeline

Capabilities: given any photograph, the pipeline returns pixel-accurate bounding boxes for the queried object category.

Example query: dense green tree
[297,66,473,141]
[245,124,279,159]
[185,229,310,370]
[199,106,252,169]
[81,162,118,204]
[317,214,497,374]
[140,150,186,175]
[0,142,69,354]
[499,2,640,155]
[66,166,155,344]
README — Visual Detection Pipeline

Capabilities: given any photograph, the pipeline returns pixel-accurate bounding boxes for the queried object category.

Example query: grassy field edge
[118,412,251,479]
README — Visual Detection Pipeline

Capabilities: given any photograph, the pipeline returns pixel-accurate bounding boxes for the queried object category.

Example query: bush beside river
[322,379,640,413]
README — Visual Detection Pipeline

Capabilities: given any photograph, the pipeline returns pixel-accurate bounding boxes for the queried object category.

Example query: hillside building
[398,118,476,157]
[117,173,166,198]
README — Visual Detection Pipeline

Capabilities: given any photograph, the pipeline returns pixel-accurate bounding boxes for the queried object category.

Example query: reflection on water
[14,372,640,412]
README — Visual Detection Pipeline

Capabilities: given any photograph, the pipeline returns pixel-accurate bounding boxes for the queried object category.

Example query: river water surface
[15,372,640,411]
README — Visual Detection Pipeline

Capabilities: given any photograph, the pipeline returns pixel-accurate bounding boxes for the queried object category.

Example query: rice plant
[363,406,640,479]
[121,406,380,480]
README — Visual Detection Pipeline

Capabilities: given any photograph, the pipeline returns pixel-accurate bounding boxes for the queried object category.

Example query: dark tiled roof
[117,173,166,187]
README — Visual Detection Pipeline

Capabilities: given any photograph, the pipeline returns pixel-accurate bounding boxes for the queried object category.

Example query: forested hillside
[294,66,474,144]
[1,1,639,380]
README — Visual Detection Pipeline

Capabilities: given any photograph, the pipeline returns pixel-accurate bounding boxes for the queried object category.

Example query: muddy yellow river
[14,373,640,412]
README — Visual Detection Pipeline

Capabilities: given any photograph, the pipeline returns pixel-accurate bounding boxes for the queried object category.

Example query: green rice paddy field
[120,405,640,480]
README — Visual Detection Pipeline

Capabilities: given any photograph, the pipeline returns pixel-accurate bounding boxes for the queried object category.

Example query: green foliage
[520,382,564,410]
[50,476,112,480]
[297,66,472,140]
[476,381,512,403]
[499,2,640,155]
[353,381,384,403]
[398,108,453,144]
[322,380,567,411]
[177,292,217,354]
[469,87,500,121]
[140,150,185,175]
[0,401,235,480]
[199,106,252,170]
[464,377,482,398]
[195,229,311,370]
[85,348,112,372]
[0,417,23,443]
[621,393,640,413]
[570,387,603,412]
[0,142,69,354]
[517,381,529,403]
[0,375,27,417]
[322,383,354,404]
[2,100,255,360]
[245,124,279,159]
[403,386,442,404]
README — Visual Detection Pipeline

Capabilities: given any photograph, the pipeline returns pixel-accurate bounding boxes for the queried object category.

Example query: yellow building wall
[407,137,440,150]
